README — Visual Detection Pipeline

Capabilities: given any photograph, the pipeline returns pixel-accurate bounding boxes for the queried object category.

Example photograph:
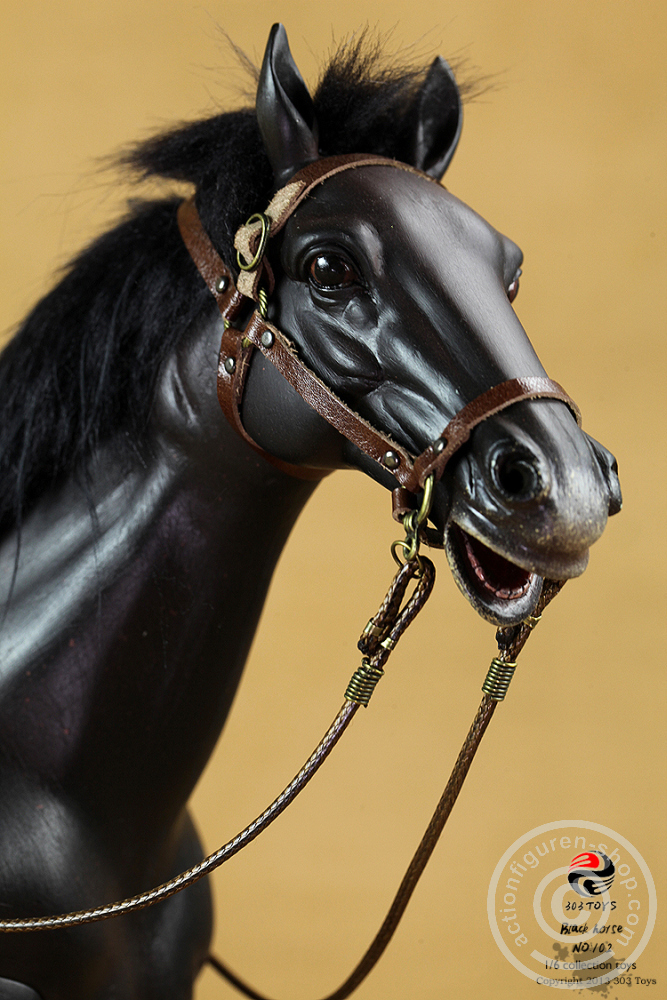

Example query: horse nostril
[491,449,543,502]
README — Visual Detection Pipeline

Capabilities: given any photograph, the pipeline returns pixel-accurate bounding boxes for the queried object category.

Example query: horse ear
[256,24,319,187]
[410,56,463,180]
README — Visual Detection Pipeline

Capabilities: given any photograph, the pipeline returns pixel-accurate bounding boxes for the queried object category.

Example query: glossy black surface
[0,24,620,998]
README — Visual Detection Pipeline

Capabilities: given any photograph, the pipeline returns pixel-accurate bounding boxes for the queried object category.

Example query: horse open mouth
[445,522,543,625]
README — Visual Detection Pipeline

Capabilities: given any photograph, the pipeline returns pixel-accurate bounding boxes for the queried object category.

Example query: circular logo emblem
[568,851,615,898]
[487,821,656,989]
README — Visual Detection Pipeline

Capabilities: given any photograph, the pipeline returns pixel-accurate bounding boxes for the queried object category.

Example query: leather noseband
[177,154,581,500]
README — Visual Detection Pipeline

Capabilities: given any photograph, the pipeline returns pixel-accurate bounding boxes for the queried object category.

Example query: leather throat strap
[177,154,581,497]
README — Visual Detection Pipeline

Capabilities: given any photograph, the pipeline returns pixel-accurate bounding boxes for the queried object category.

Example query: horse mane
[0,34,476,537]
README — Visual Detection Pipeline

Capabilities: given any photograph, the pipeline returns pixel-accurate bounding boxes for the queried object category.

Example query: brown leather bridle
[177,153,581,510]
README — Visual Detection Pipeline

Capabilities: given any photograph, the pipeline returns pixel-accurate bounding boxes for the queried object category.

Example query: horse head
[195,24,622,627]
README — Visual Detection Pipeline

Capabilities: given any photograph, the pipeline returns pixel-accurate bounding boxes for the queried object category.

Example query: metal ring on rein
[391,473,434,573]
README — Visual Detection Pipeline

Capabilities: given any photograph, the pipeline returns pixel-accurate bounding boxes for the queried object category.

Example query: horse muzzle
[432,399,621,625]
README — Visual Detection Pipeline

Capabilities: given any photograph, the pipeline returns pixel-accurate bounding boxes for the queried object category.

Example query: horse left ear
[410,56,463,180]
[256,24,320,187]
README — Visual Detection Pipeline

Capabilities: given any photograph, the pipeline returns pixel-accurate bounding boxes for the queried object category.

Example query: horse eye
[507,269,521,303]
[308,254,358,289]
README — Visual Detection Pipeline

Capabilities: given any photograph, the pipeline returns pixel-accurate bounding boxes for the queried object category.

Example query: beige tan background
[1,2,665,997]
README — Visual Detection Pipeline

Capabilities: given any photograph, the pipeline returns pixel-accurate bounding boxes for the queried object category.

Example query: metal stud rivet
[433,438,446,455]
[260,331,275,349]
[382,450,401,470]
[215,275,229,294]
[223,356,236,374]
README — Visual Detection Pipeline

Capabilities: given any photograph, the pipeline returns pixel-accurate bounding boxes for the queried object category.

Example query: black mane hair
[0,35,475,537]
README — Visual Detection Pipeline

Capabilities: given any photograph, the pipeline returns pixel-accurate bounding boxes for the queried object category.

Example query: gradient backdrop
[1,2,665,997]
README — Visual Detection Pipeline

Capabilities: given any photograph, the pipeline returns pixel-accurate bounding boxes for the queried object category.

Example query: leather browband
[177,154,581,498]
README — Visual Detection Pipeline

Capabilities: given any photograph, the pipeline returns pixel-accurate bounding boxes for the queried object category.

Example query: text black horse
[0,25,620,1000]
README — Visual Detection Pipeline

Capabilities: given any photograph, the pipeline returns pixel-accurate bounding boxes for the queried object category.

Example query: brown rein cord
[0,529,564,964]
[0,463,564,1000]
[0,484,566,1000]
[204,579,565,1000]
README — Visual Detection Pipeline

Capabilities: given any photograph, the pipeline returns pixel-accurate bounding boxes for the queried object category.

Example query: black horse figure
[0,25,620,1000]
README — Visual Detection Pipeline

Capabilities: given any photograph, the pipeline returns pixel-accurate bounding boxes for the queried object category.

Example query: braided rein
[0,478,564,1000]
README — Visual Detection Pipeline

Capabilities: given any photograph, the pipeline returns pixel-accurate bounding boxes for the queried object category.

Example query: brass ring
[391,538,411,567]
[415,473,435,527]
[236,213,270,271]
[391,536,421,569]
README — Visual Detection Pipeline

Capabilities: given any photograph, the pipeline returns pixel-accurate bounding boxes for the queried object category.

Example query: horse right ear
[256,24,320,187]
[409,56,463,180]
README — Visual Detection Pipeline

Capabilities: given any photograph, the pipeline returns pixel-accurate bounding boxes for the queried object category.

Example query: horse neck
[0,315,318,848]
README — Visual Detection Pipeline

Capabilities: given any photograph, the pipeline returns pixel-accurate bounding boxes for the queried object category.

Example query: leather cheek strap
[178,197,329,481]
[237,310,414,480]
[178,191,413,484]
